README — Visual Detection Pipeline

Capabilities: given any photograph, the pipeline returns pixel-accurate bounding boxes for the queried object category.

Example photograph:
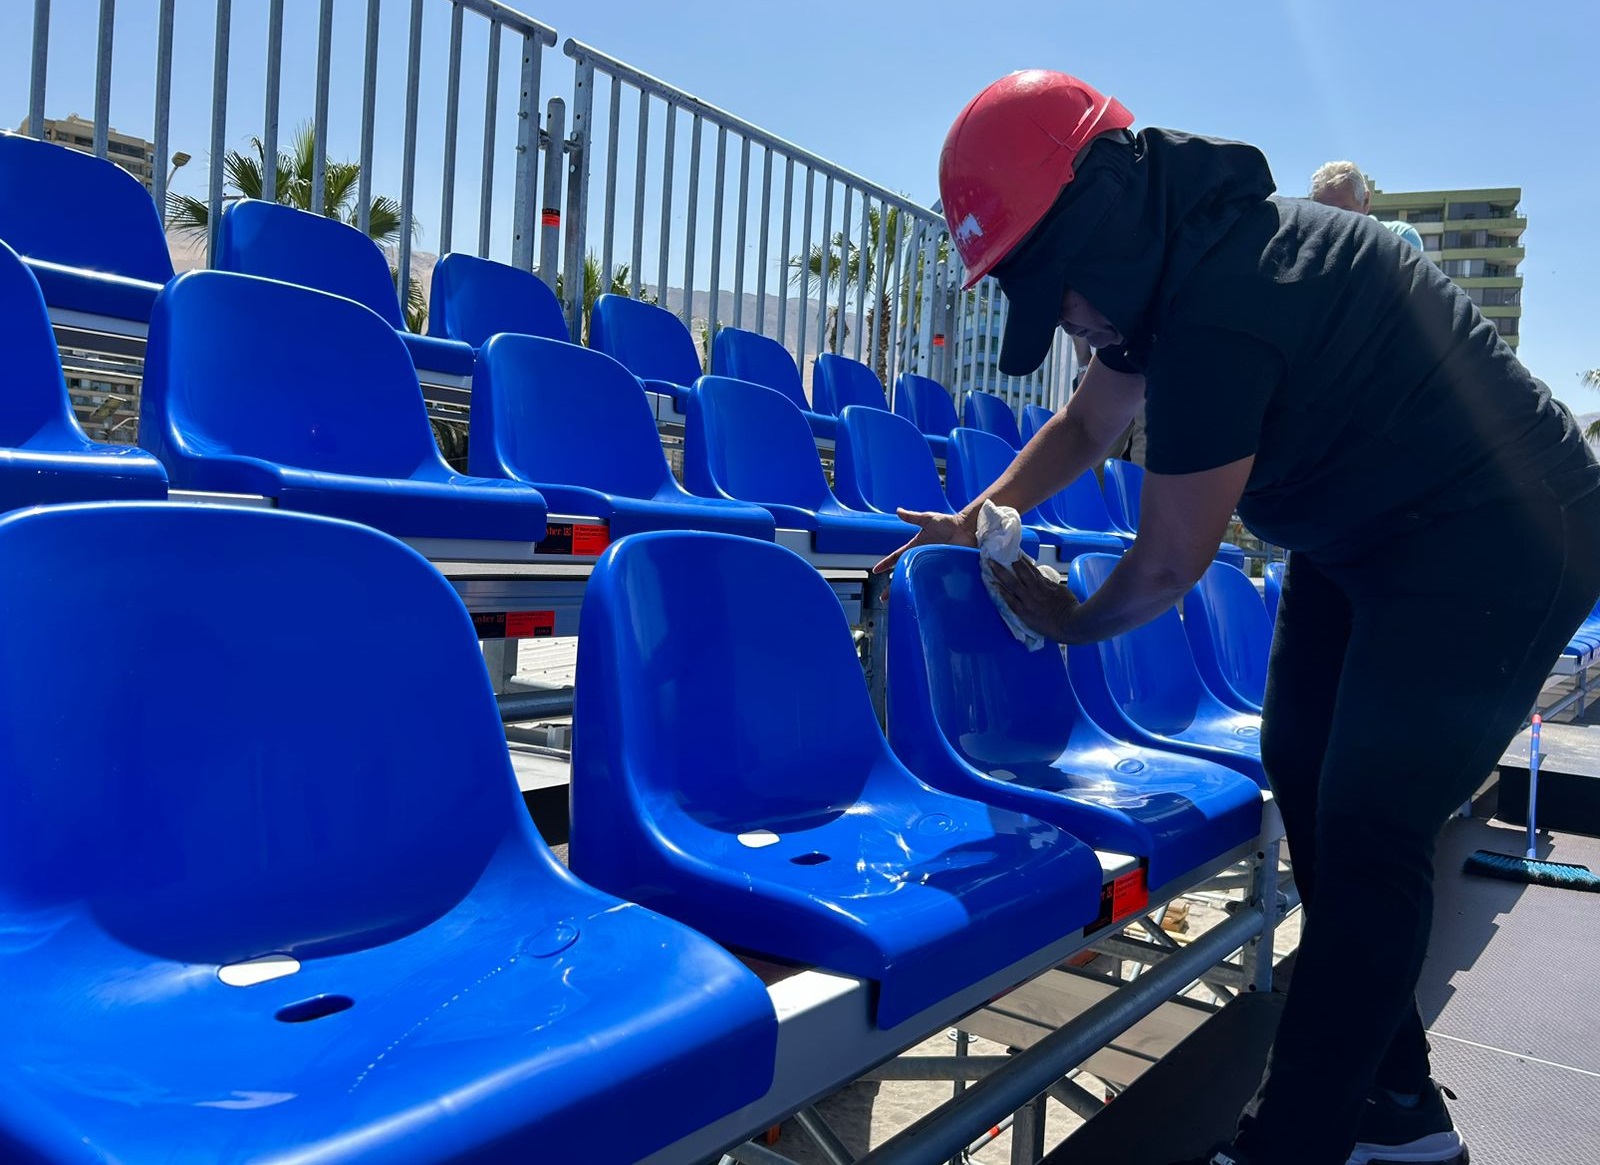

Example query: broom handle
[1526,715,1542,860]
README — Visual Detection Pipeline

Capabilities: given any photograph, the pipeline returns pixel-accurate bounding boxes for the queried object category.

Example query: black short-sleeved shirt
[1118,197,1597,563]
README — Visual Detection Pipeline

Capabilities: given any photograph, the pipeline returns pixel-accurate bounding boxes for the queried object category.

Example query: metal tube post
[310,0,334,214]
[395,0,425,317]
[793,1108,853,1165]
[151,0,177,222]
[357,0,382,237]
[476,19,501,258]
[538,98,565,291]
[562,65,593,329]
[260,0,284,204]
[438,3,465,254]
[28,0,50,141]
[205,0,232,267]
[92,0,114,158]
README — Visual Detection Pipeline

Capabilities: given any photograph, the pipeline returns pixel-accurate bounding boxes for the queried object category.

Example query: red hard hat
[939,71,1134,288]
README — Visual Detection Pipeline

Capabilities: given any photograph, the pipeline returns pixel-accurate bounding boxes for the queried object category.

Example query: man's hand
[986,555,1083,643]
[871,508,978,575]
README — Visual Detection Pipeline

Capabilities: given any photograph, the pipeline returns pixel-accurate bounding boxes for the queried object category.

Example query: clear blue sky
[4,0,1595,408]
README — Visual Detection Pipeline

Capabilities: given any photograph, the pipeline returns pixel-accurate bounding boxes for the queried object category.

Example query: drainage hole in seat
[275,994,354,1023]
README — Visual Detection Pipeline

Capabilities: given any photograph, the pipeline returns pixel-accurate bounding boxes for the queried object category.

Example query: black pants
[1235,485,1600,1164]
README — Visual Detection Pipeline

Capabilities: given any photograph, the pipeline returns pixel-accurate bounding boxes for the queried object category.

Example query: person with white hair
[1310,161,1426,252]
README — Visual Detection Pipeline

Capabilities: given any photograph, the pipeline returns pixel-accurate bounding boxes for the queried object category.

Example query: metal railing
[558,38,1073,415]
[16,0,1071,424]
[20,0,560,308]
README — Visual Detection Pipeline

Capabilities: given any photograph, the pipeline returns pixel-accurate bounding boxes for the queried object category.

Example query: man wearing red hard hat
[881,70,1600,1165]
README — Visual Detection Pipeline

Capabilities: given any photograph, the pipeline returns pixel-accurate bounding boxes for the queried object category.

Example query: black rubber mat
[1427,1034,1600,1165]
[1424,817,1600,1074]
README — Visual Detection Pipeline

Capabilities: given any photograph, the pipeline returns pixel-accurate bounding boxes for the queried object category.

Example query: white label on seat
[738,829,781,848]
[218,954,302,987]
[992,769,1018,782]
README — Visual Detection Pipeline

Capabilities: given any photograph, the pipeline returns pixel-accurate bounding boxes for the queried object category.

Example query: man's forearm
[1059,540,1195,642]
[958,356,1144,524]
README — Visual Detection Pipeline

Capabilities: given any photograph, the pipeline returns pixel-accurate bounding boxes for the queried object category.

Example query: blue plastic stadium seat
[1102,457,1248,569]
[589,293,703,413]
[141,271,546,542]
[713,327,838,441]
[428,252,569,346]
[964,389,1025,449]
[0,241,167,509]
[471,335,775,541]
[1184,561,1272,714]
[1067,553,1266,785]
[0,502,777,1165]
[217,199,474,378]
[814,353,890,416]
[1048,471,1137,548]
[1101,457,1142,536]
[894,372,960,460]
[687,377,916,556]
[889,546,1262,889]
[1021,403,1054,443]
[0,132,174,325]
[947,428,1126,561]
[1263,559,1285,623]
[836,405,1042,557]
[570,530,1105,1029]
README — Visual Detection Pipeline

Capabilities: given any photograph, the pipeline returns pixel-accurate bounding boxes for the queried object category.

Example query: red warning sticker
[1086,864,1150,934]
[537,522,610,557]
[540,208,561,227]
[1110,868,1149,921]
[472,610,556,639]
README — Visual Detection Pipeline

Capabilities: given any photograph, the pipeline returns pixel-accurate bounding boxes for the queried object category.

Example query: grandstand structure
[0,2,1594,1163]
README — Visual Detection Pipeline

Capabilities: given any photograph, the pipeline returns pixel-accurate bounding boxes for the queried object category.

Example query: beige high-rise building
[1370,185,1525,350]
[15,113,157,191]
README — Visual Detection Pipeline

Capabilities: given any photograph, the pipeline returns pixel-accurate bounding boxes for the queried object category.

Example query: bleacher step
[961,964,1221,1088]
[1039,991,1283,1164]
[1496,721,1600,838]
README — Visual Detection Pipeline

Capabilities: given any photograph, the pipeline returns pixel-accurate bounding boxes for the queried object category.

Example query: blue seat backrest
[1070,553,1208,735]
[896,373,961,439]
[589,294,703,387]
[578,531,888,822]
[1022,404,1053,443]
[686,376,832,512]
[814,353,889,416]
[0,133,173,285]
[1187,562,1272,707]
[471,334,671,498]
[0,502,519,965]
[1053,470,1122,533]
[835,405,950,514]
[142,271,447,478]
[712,328,810,412]
[964,390,1024,448]
[1103,458,1144,530]
[216,199,405,329]
[429,252,568,346]
[892,546,1080,767]
[946,427,1053,526]
[0,241,88,446]
[1263,560,1285,623]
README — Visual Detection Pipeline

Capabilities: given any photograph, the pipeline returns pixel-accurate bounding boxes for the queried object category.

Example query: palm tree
[788,205,948,384]
[166,123,426,331]
[556,253,653,344]
[1583,369,1600,442]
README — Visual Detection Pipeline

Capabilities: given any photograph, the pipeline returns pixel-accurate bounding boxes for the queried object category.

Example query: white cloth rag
[977,500,1061,652]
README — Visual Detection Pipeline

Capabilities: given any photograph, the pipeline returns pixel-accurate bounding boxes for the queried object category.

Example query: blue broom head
[1463,849,1600,892]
